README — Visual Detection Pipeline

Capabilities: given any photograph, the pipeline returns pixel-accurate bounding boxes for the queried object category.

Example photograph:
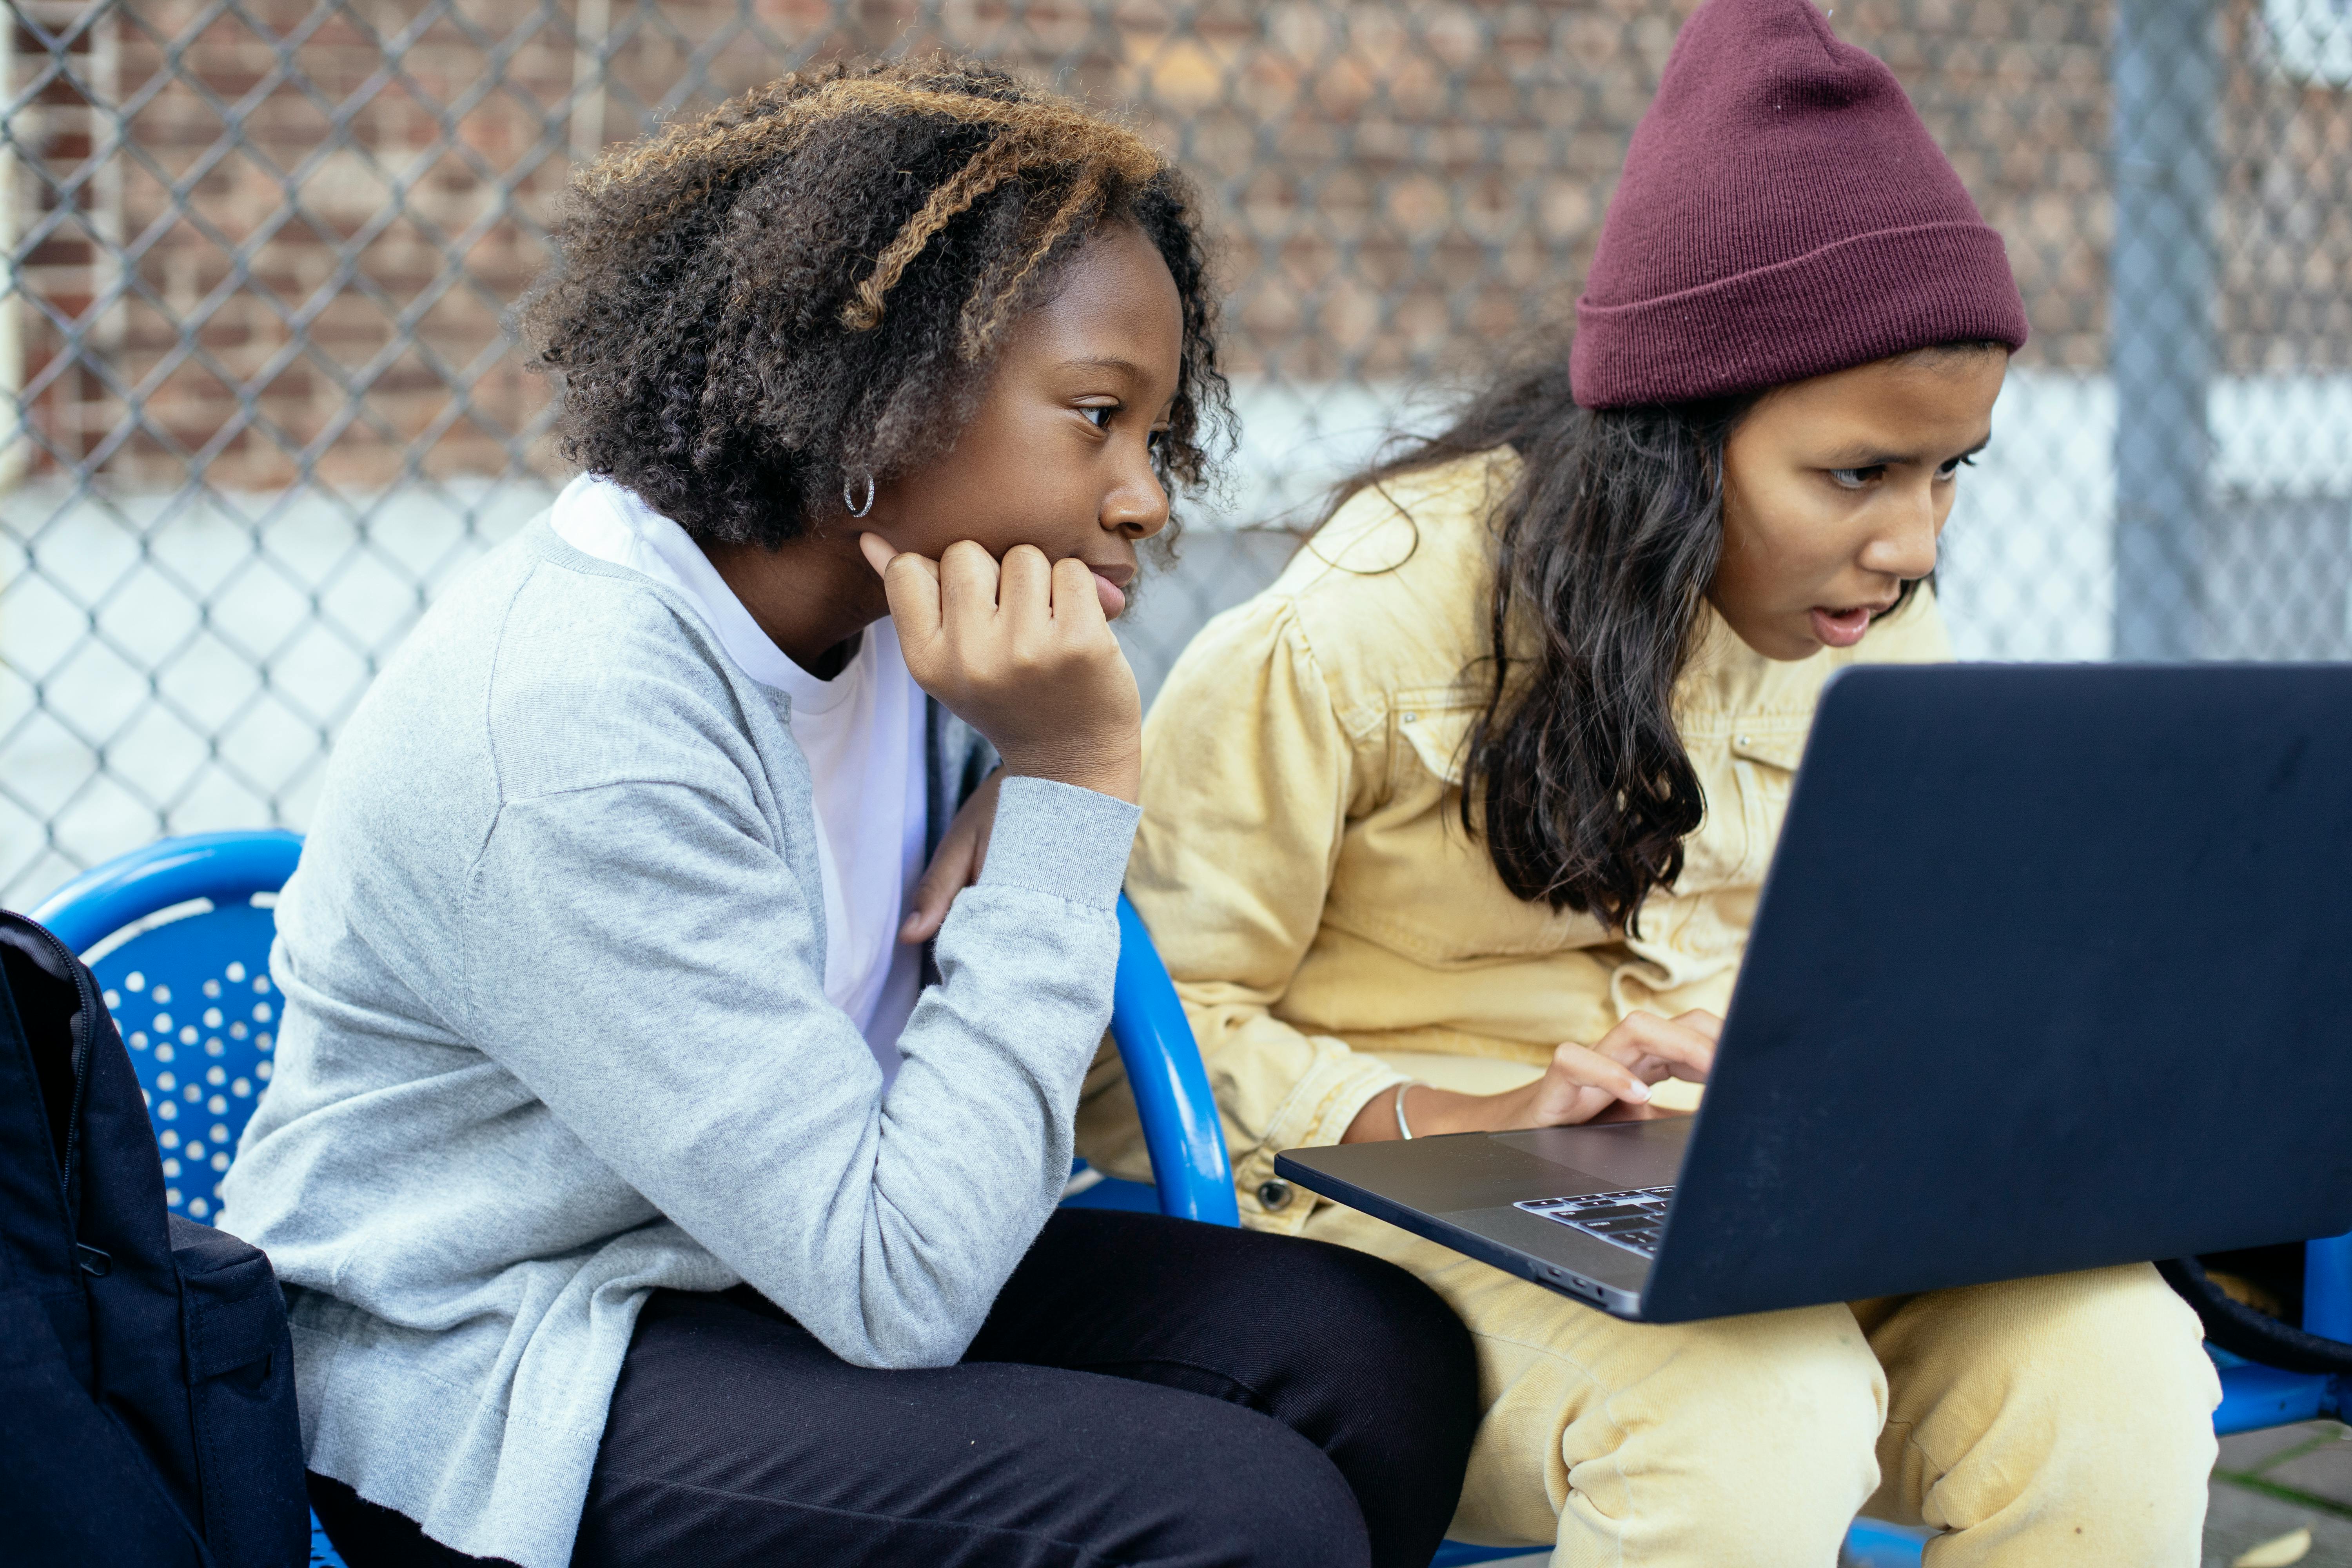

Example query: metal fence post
[2109,0,2219,661]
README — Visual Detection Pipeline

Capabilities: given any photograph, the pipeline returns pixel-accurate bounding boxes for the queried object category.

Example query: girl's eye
[1935,453,1980,480]
[1828,466,1884,490]
[1082,405,1117,430]
[1146,426,1168,451]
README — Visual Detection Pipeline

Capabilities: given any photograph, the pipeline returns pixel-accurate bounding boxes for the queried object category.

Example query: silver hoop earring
[843,473,875,519]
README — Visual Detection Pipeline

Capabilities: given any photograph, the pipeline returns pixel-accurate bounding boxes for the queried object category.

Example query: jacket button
[1257,1180,1294,1211]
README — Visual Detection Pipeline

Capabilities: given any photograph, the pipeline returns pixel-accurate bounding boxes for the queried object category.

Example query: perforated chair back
[27,838,1238,1232]
[30,831,303,1225]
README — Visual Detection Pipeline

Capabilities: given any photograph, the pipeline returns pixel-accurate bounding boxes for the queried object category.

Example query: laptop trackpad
[1493,1119,1690,1192]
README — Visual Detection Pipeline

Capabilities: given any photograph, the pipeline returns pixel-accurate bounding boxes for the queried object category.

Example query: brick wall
[5,0,2346,491]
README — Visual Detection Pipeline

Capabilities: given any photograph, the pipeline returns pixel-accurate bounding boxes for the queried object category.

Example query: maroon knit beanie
[1570,0,2028,409]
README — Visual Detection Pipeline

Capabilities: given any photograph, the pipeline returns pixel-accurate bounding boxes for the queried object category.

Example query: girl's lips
[1809,604,1875,648]
[1092,569,1127,619]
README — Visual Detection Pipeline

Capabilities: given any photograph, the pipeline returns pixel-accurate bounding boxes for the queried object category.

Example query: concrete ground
[2205,1421,2352,1568]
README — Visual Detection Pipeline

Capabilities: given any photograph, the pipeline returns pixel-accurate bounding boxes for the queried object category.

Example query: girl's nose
[1103,457,1171,541]
[1861,481,1942,581]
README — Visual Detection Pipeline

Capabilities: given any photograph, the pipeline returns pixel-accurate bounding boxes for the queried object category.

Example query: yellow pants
[1302,1200,2220,1566]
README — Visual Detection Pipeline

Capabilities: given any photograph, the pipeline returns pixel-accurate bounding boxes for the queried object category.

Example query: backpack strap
[0,915,96,1381]
[0,910,215,1565]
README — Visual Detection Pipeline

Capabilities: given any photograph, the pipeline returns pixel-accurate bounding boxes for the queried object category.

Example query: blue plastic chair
[26,834,1256,1567]
[25,831,1239,1232]
[39,832,2346,1568]
[2210,1256,2352,1432]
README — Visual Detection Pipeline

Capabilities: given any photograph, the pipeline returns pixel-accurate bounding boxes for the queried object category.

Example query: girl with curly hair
[220,62,1477,1568]
[1088,3,2220,1563]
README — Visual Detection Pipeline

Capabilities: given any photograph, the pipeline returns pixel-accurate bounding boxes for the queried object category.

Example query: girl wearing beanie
[1085,1,2221,1562]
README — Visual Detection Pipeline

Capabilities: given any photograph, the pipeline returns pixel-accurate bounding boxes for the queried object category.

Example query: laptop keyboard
[1515,1187,1675,1259]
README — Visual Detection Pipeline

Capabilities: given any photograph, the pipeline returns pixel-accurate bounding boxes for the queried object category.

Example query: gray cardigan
[217,519,1141,1568]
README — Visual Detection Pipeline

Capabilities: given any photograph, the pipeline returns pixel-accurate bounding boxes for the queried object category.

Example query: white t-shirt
[549,474,927,1083]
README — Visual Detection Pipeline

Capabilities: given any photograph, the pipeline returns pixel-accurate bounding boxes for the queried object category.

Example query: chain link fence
[3,0,2348,904]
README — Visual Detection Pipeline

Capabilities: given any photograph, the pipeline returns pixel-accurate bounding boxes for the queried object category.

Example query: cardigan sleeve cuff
[979,775,1142,911]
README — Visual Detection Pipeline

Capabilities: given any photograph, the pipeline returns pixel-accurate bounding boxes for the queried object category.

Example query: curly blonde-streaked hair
[518,60,1230,548]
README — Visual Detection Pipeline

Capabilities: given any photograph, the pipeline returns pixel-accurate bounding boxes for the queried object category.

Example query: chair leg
[1428,1519,1940,1568]
[2214,1359,2345,1436]
[1842,1517,1933,1568]
[1428,1544,1544,1566]
[2306,1232,2352,1343]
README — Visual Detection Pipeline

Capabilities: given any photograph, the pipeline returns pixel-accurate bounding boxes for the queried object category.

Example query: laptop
[1276,664,2352,1323]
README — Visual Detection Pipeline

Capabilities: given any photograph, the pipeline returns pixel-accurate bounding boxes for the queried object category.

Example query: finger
[1630,1033,1714,1083]
[1652,1054,1711,1084]
[900,773,1000,942]
[857,532,936,584]
[1050,555,1111,636]
[997,544,1053,622]
[1599,1012,1717,1076]
[1673,1009,1726,1044]
[876,551,944,661]
[938,540,1001,630]
[1549,1041,1652,1105]
[1630,1033,1715,1083]
[900,829,976,943]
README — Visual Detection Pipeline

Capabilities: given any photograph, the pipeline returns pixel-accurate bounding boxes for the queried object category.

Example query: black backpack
[0,908,307,1567]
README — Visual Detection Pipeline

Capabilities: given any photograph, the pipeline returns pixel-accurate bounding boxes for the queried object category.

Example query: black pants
[312,1208,1479,1568]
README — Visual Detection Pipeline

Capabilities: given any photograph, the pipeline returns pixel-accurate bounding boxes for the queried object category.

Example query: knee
[1290,1237,1481,1434]
[1138,1410,1370,1568]
[1973,1265,2220,1467]
[1657,1304,1888,1465]
[1561,1307,1886,1510]
[2052,1264,2214,1385]
[1548,1308,1886,1564]
[1927,1265,2212,1397]
[1180,1228,1480,1448]
[1874,1268,2219,1552]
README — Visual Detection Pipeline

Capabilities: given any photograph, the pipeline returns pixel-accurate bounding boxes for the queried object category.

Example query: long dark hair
[1332,357,1760,934]
[1334,339,1979,930]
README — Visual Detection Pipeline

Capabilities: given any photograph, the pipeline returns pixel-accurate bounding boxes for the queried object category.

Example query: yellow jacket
[1078,451,1951,1234]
